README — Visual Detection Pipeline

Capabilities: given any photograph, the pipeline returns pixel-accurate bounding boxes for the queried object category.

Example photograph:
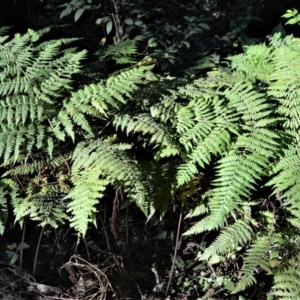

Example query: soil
[0,207,178,300]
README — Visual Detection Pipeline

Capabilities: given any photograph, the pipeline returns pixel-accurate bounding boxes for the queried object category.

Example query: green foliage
[0,27,166,237]
[0,28,86,163]
[39,0,257,75]
[272,258,300,299]
[65,139,152,235]
[282,8,300,25]
[90,30,300,298]
[1,17,300,299]
[177,33,300,298]
[0,182,9,234]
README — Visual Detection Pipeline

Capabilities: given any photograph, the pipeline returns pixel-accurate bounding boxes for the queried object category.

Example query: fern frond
[114,113,173,146]
[175,91,239,186]
[267,147,300,228]
[3,153,71,176]
[57,66,156,140]
[102,36,144,64]
[197,220,253,260]
[0,183,9,234]
[0,124,51,164]
[150,92,179,123]
[232,237,273,293]
[273,258,300,299]
[66,168,110,235]
[66,138,151,235]
[15,183,68,228]
[0,29,86,159]
[229,43,273,82]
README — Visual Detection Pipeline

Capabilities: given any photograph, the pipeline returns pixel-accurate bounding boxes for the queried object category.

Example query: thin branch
[165,205,183,297]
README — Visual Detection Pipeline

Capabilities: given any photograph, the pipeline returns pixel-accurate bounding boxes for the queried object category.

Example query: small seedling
[6,242,30,265]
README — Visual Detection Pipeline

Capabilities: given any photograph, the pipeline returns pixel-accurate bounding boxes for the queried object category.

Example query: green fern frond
[150,92,179,123]
[3,153,71,176]
[0,183,9,234]
[184,126,278,238]
[102,36,144,64]
[232,237,273,293]
[197,220,253,260]
[273,258,300,299]
[229,43,273,82]
[57,66,156,140]
[0,178,21,223]
[175,91,239,186]
[176,100,215,150]
[66,168,110,235]
[114,113,173,146]
[0,124,51,164]
[177,127,232,186]
[0,29,86,158]
[267,147,300,228]
[66,139,151,235]
[225,82,271,124]
[15,183,68,228]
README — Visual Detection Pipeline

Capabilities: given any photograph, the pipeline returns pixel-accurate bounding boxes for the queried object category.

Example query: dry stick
[19,216,27,269]
[125,204,129,249]
[99,214,111,252]
[165,205,183,297]
[83,237,91,261]
[33,226,45,276]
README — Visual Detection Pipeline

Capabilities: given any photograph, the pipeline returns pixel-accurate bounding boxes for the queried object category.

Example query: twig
[165,205,183,297]
[33,226,45,276]
[99,214,111,252]
[19,216,27,269]
[125,203,129,249]
[110,188,120,239]
[83,237,91,261]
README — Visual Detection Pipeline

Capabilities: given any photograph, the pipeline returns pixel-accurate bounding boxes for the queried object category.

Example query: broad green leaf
[285,18,299,25]
[74,8,85,22]
[60,7,73,19]
[125,18,134,25]
[199,23,210,30]
[106,20,113,35]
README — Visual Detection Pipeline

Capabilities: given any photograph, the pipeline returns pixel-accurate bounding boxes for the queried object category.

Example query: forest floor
[0,203,270,300]
[0,206,184,300]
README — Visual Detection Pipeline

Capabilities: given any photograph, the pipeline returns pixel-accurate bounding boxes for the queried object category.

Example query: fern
[2,27,300,299]
[100,35,144,65]
[15,184,68,228]
[273,258,300,299]
[65,138,152,236]
[0,29,159,235]
[232,236,274,293]
[3,153,71,176]
[0,181,9,234]
[0,28,86,163]
[198,220,254,260]
[56,65,156,139]
[178,33,300,297]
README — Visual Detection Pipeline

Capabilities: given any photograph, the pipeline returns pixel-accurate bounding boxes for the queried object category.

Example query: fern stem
[83,237,91,262]
[99,214,111,252]
[165,205,183,297]
[19,216,27,269]
[33,226,45,276]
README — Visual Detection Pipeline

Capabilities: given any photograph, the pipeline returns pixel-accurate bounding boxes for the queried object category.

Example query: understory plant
[0,26,300,298]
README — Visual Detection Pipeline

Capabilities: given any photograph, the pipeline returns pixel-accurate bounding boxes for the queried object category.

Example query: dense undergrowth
[1,0,300,299]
